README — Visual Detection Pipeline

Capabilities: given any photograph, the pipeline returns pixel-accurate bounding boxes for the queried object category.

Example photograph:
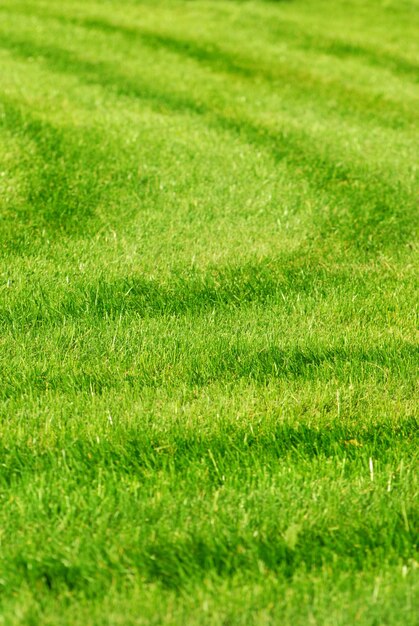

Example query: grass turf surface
[0,0,418,623]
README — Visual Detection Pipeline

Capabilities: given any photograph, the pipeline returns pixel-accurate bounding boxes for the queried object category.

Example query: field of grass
[0,0,418,623]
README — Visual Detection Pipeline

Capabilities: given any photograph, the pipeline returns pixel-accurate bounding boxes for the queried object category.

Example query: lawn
[0,0,418,623]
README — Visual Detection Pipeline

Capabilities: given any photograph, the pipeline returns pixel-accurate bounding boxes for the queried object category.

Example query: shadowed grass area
[0,98,102,232]
[0,417,417,591]
[0,32,416,253]
[0,0,418,624]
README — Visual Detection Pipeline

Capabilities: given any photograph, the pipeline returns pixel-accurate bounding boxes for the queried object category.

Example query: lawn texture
[0,0,418,624]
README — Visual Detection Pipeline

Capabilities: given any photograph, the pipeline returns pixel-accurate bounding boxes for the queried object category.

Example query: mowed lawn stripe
[0,0,418,624]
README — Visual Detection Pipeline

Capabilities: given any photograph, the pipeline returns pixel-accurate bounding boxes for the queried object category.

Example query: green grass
[0,0,418,623]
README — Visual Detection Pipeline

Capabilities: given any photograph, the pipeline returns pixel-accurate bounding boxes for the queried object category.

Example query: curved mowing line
[2,511,416,592]
[78,16,419,99]
[0,256,405,325]
[1,418,417,476]
[0,420,416,591]
[1,339,417,398]
[0,94,160,247]
[301,38,419,82]
[2,2,418,83]
[0,259,329,322]
[0,35,416,252]
[0,97,105,235]
[1,10,416,131]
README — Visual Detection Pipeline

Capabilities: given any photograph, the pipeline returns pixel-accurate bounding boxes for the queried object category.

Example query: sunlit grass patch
[0,0,418,624]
